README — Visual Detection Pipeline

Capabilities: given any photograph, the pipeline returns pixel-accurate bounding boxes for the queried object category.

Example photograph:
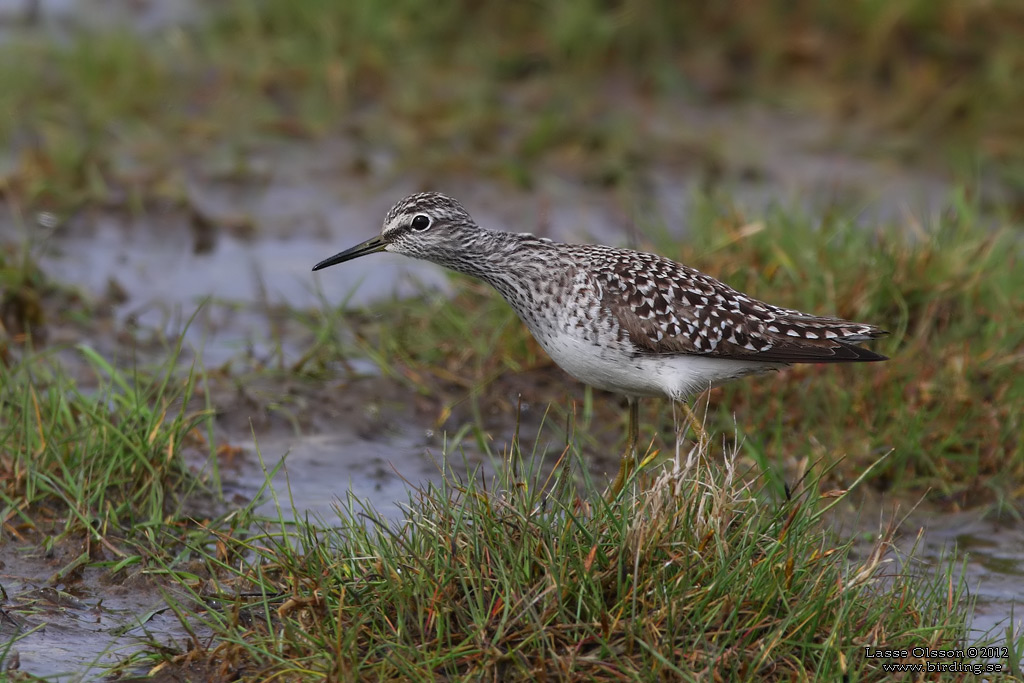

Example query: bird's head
[312,192,478,271]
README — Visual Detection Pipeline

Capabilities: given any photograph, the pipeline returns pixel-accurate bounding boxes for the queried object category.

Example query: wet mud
[0,544,198,679]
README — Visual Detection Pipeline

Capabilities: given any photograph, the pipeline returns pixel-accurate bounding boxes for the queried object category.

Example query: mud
[0,545,198,679]
[837,500,1024,644]
[911,511,1024,640]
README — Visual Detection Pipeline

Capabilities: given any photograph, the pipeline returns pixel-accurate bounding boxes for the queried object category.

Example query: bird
[313,192,888,495]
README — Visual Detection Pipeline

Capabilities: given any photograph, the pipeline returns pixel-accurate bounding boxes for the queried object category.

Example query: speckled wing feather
[588,247,887,363]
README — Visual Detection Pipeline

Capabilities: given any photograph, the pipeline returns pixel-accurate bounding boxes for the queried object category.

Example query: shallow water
[909,511,1024,640]
[0,0,202,42]
[239,429,446,522]
[0,551,198,679]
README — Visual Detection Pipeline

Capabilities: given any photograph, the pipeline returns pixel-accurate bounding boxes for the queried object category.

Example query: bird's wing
[588,247,887,364]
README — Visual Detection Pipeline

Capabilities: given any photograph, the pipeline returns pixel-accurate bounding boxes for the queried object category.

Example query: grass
[1,0,1022,212]
[0,240,53,351]
[125,433,1022,680]
[0,332,220,565]
[300,190,1024,510]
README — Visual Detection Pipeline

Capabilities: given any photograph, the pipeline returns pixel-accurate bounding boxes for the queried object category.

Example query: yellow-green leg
[608,397,639,498]
[679,401,710,446]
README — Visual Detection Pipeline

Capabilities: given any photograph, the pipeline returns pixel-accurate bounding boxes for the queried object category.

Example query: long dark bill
[312,235,388,271]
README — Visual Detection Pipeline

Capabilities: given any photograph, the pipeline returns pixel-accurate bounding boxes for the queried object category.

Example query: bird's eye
[410,214,432,231]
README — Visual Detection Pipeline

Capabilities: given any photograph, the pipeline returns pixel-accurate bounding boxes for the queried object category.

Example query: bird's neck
[441,230,555,287]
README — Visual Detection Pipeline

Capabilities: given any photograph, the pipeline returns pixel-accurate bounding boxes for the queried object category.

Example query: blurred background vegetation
[1,0,1022,212]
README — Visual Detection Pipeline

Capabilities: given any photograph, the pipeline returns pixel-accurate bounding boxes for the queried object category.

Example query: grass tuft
[0,340,218,561]
[137,432,1019,680]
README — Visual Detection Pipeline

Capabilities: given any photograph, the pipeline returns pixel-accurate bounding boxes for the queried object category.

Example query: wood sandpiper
[313,192,888,495]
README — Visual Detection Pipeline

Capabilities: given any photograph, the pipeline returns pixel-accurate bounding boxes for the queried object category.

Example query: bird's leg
[680,401,710,447]
[608,397,639,498]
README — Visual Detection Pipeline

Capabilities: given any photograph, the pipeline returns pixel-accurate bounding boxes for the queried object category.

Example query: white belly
[534,330,781,400]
